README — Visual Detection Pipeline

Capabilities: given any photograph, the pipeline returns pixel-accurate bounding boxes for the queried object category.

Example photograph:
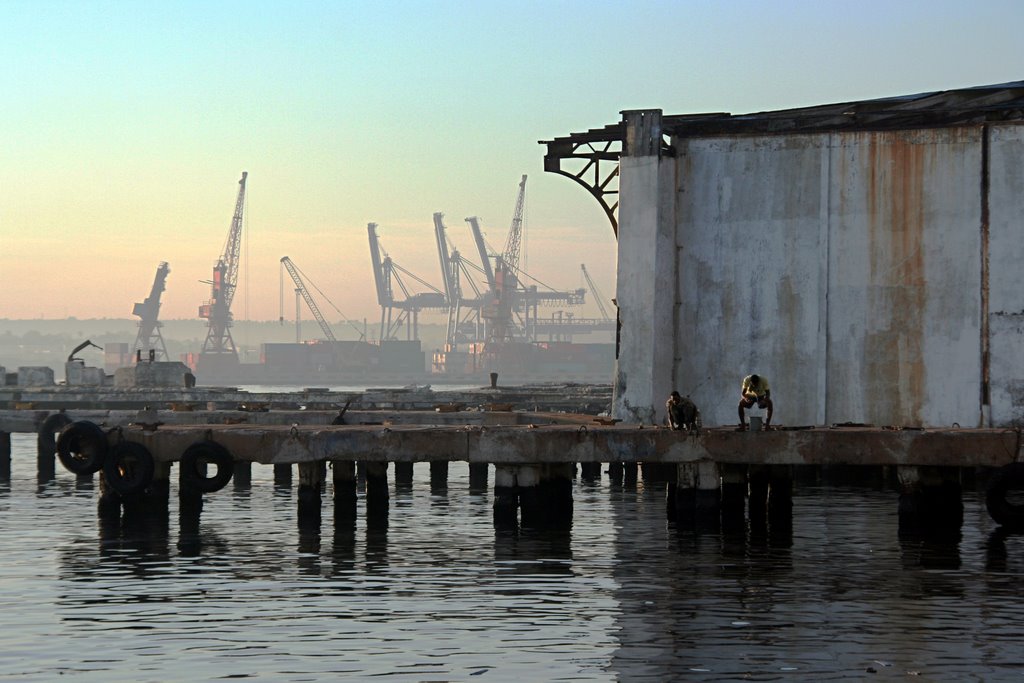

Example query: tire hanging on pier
[103,441,155,496]
[986,462,1024,528]
[55,420,108,475]
[180,440,234,493]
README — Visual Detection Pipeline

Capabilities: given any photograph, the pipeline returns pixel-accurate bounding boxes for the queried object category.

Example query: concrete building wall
[616,120,1023,428]
[988,125,1024,426]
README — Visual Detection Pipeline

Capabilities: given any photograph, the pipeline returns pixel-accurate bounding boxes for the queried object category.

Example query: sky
[1,0,1022,328]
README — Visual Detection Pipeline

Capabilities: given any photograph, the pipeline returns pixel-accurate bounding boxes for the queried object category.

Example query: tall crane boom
[465,216,495,290]
[280,256,337,342]
[501,175,527,279]
[132,262,170,360]
[221,171,247,311]
[580,263,611,321]
[199,171,248,362]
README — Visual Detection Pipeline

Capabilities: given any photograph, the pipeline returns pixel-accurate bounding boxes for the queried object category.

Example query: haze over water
[2,434,1023,680]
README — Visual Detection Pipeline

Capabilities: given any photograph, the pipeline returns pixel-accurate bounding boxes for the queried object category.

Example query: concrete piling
[579,462,601,481]
[469,462,488,491]
[493,464,518,527]
[297,461,325,526]
[233,461,252,489]
[748,465,770,522]
[273,463,292,488]
[430,461,448,491]
[542,463,574,525]
[0,431,10,481]
[897,466,963,531]
[393,461,414,488]
[332,461,357,522]
[768,465,794,522]
[363,461,389,517]
[720,464,747,530]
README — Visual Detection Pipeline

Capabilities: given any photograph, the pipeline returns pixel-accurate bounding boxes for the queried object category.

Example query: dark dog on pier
[666,391,700,434]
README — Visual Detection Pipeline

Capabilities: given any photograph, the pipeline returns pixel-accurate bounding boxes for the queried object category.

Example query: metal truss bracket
[542,132,623,236]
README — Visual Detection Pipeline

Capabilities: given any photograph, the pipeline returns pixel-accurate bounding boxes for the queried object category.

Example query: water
[2,434,1024,681]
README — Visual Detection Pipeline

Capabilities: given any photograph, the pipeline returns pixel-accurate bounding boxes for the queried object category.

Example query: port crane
[279,256,364,343]
[435,213,490,349]
[368,223,446,342]
[477,175,588,344]
[132,262,170,361]
[198,172,247,371]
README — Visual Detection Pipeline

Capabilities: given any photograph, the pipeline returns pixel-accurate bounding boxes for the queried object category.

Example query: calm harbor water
[2,433,1024,681]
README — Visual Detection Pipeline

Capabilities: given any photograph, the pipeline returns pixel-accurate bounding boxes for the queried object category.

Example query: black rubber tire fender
[103,441,155,496]
[56,421,108,475]
[180,440,234,493]
[986,462,1024,528]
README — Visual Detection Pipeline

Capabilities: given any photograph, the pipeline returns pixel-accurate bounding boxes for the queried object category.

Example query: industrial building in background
[542,80,1024,427]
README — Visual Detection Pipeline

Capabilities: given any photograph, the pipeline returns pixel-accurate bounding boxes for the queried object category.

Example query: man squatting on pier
[666,391,700,433]
[738,373,773,430]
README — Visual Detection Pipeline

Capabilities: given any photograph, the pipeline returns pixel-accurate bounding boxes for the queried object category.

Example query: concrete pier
[4,408,1024,532]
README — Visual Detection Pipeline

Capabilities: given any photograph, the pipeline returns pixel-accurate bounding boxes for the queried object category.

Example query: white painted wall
[616,121,1024,427]
[613,154,677,424]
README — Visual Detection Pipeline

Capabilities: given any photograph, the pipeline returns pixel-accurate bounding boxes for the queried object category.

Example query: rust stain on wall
[864,131,928,425]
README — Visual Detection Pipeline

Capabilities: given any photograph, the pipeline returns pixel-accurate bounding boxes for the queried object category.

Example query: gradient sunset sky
[1,0,1021,324]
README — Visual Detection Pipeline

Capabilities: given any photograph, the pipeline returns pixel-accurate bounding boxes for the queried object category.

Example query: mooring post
[297,461,326,526]
[332,460,357,522]
[393,461,414,488]
[469,462,488,491]
[493,464,518,527]
[363,461,389,515]
[0,431,10,481]
[608,461,624,484]
[274,463,292,488]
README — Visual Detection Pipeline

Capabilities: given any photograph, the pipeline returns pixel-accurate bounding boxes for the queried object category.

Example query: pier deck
[3,406,1022,531]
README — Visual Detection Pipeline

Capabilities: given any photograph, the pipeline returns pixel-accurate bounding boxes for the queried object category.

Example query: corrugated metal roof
[540,81,1024,146]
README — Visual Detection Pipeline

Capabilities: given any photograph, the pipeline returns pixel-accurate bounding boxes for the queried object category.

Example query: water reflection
[7,431,1024,681]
